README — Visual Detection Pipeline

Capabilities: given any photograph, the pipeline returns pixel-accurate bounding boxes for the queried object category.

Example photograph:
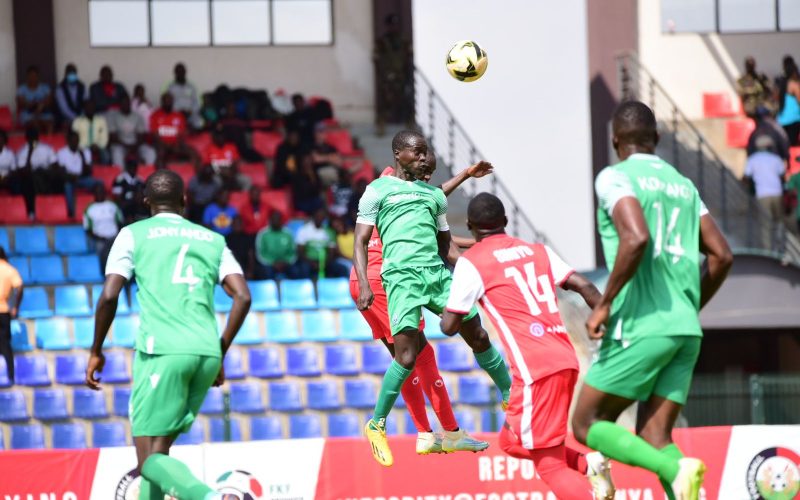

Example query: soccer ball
[445,40,488,82]
[215,470,264,500]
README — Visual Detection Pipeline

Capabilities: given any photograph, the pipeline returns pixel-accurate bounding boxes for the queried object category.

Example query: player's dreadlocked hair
[612,100,658,148]
[468,192,506,230]
[145,169,184,206]
[391,129,425,152]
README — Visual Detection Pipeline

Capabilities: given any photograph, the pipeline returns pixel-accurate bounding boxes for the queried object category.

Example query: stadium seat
[324,344,359,376]
[279,279,317,309]
[373,413,400,436]
[35,317,72,350]
[249,280,280,311]
[41,134,66,151]
[344,379,377,408]
[437,342,474,372]
[361,344,391,374]
[72,316,96,349]
[0,196,29,224]
[30,255,66,284]
[35,195,70,224]
[453,409,478,433]
[264,311,300,343]
[224,348,246,380]
[92,421,127,447]
[231,314,262,345]
[11,320,33,352]
[92,284,131,316]
[249,347,284,378]
[185,132,211,155]
[200,386,224,415]
[0,390,29,421]
[230,382,265,413]
[327,413,360,438]
[0,357,9,387]
[422,309,447,340]
[323,129,356,156]
[316,278,353,309]
[209,418,242,442]
[252,130,282,158]
[55,285,92,316]
[240,163,268,188]
[726,118,756,148]
[168,163,194,186]
[269,381,302,411]
[285,219,305,239]
[74,193,94,220]
[15,354,51,386]
[702,92,739,118]
[33,388,69,421]
[481,409,505,432]
[54,226,89,255]
[113,386,131,417]
[289,414,322,439]
[338,309,372,341]
[175,422,205,445]
[301,310,338,342]
[0,228,8,254]
[138,165,155,180]
[9,256,30,283]
[214,285,233,312]
[14,227,49,255]
[55,354,87,385]
[101,351,130,383]
[458,375,491,405]
[286,346,321,377]
[11,424,45,449]
[18,287,52,318]
[0,105,12,130]
[93,165,121,191]
[307,380,341,410]
[67,254,103,283]
[251,416,283,440]
[52,423,87,449]
[73,388,109,419]
[110,315,137,348]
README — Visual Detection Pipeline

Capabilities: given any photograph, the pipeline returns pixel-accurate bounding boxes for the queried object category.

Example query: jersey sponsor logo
[529,322,545,337]
[746,446,800,500]
[146,226,215,241]
[636,176,694,200]
[546,325,568,334]
[386,192,422,203]
[493,245,534,263]
[368,238,380,248]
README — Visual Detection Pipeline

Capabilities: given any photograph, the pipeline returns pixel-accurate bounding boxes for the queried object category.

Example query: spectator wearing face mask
[55,63,86,128]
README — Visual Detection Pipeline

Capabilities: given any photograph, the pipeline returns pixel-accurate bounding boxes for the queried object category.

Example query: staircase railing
[616,52,800,265]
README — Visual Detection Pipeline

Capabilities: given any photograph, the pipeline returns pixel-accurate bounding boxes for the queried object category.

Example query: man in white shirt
[83,184,123,273]
[295,207,339,278]
[15,127,58,218]
[58,130,103,218]
[0,130,16,190]
[107,96,156,167]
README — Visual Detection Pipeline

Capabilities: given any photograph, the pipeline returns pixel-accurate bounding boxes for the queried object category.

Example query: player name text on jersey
[636,176,693,200]
[492,245,534,263]
[146,226,215,242]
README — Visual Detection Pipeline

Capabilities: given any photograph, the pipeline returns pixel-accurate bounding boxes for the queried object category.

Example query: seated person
[310,124,343,186]
[330,216,354,276]
[226,216,254,278]
[295,207,346,278]
[239,185,270,236]
[150,93,197,165]
[15,127,58,218]
[0,130,16,190]
[255,211,301,280]
[17,66,53,134]
[82,184,123,272]
[202,189,238,236]
[165,63,202,129]
[736,57,775,118]
[271,130,305,188]
[291,155,324,215]
[112,158,146,220]
[89,65,128,113]
[72,101,110,164]
[204,130,250,191]
[57,130,102,218]
[285,93,317,148]
[187,164,222,222]
[328,169,354,217]
[107,96,156,167]
[132,83,154,131]
[55,63,86,128]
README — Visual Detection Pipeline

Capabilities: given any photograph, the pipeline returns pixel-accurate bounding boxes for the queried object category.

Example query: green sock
[658,443,684,500]
[372,360,412,426]
[138,479,164,500]
[586,421,680,483]
[141,453,213,500]
[474,346,511,401]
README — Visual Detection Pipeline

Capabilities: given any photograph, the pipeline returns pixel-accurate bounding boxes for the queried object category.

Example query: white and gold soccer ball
[445,40,488,82]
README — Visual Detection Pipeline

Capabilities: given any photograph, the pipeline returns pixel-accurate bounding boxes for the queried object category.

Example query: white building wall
[0,0,17,109]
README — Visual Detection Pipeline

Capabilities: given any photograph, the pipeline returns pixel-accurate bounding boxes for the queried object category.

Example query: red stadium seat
[168,163,195,186]
[240,163,268,188]
[40,134,66,152]
[35,195,70,224]
[185,132,211,156]
[252,131,283,159]
[229,191,248,212]
[323,129,355,156]
[7,133,25,152]
[0,105,13,131]
[249,119,276,130]
[93,165,122,191]
[350,158,376,184]
[703,92,740,118]
[260,189,292,220]
[138,165,156,181]
[0,195,29,224]
[788,147,800,179]
[725,119,756,148]
[74,193,94,221]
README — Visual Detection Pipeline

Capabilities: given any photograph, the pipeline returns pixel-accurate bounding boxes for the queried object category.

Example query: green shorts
[584,335,701,405]
[130,351,221,437]
[382,265,479,336]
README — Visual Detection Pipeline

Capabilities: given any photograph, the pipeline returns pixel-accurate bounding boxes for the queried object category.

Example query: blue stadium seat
[481,409,506,432]
[248,347,283,378]
[209,418,242,442]
[269,382,302,411]
[92,284,130,315]
[113,386,131,417]
[265,311,300,343]
[67,254,103,283]
[14,227,49,255]
[286,346,321,377]
[30,255,66,284]
[249,280,280,311]
[344,379,377,408]
[372,413,400,435]
[175,422,205,445]
[437,342,474,372]
[55,285,92,316]
[279,279,317,309]
[72,316,96,349]
[0,357,10,387]
[301,310,338,342]
[10,320,32,352]
[101,351,130,384]
[403,410,436,435]
[111,316,137,348]
[307,380,341,410]
[328,413,360,437]
[35,317,72,350]
[0,390,29,421]
[214,285,233,312]
[250,416,283,440]
[423,309,448,340]
[33,389,69,421]
[361,344,392,374]
[285,219,305,239]
[338,309,372,341]
[200,386,224,415]
[15,354,51,386]
[11,424,45,449]
[453,409,478,433]
[73,388,108,419]
[9,256,30,283]
[230,382,265,413]
[52,423,87,449]
[130,284,140,313]
[55,354,87,385]
[0,228,9,254]
[324,344,359,376]
[316,278,353,309]
[224,348,246,380]
[231,314,262,345]
[289,414,322,438]
[18,287,52,318]
[54,226,89,255]
[458,375,491,405]
[92,422,127,447]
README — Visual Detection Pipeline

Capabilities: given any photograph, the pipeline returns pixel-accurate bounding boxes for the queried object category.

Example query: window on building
[662,0,798,33]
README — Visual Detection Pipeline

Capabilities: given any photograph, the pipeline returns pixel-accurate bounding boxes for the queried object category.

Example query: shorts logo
[391,313,400,325]
[435,379,444,388]
[746,447,800,500]
[529,322,545,337]
[411,376,420,385]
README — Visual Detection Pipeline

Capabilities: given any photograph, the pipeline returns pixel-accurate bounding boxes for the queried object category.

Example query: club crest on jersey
[529,322,545,337]
[391,313,400,325]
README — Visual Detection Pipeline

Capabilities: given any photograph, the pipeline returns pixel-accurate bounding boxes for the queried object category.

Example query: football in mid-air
[445,40,488,82]
[215,470,264,500]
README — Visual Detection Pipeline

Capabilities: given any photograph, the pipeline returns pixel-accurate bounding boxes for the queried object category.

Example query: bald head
[612,101,658,153]
[145,169,184,211]
[467,192,507,238]
[391,130,425,153]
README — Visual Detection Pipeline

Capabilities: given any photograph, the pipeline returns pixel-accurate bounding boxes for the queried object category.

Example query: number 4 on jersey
[172,244,201,291]
[504,262,558,316]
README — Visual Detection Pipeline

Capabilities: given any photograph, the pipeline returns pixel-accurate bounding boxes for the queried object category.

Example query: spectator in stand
[72,101,110,164]
[745,135,786,224]
[58,130,102,218]
[16,66,53,134]
[89,65,128,113]
[132,84,154,131]
[226,216,254,278]
[748,105,790,162]
[292,155,324,215]
[348,178,368,224]
[108,96,156,167]
[165,63,202,129]
[777,57,800,146]
[331,216,354,275]
[285,93,317,148]
[83,184,123,273]
[0,130,15,191]
[187,164,221,222]
[296,207,345,279]
[112,158,146,221]
[0,247,22,384]
[15,127,58,219]
[271,130,305,188]
[55,63,86,128]
[311,124,343,186]
[200,94,219,131]
[329,169,354,218]
[150,93,196,165]
[736,56,775,118]
[219,101,261,161]
[239,185,270,236]
[255,211,300,280]
[127,184,150,224]
[271,88,294,116]
[203,189,238,236]
[205,130,251,191]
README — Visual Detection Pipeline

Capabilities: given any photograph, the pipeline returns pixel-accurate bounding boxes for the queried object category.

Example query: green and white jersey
[357,175,449,273]
[596,153,708,340]
[105,213,243,357]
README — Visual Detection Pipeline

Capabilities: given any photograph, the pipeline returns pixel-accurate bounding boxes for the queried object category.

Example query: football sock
[586,421,680,483]
[531,445,594,500]
[138,479,164,500]
[565,447,589,474]
[658,443,684,500]
[474,345,511,402]
[141,453,213,500]
[416,343,458,431]
[400,368,431,432]
[372,360,412,426]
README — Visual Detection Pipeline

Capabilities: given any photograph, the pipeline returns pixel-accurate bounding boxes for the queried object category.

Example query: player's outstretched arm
[698,214,733,308]
[440,161,493,197]
[562,272,602,310]
[452,235,476,248]
[220,274,251,357]
[86,273,126,390]
[353,222,374,310]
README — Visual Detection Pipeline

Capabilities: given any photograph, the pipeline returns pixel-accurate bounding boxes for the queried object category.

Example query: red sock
[415,343,458,431]
[400,369,431,432]
[566,446,588,474]
[530,445,593,500]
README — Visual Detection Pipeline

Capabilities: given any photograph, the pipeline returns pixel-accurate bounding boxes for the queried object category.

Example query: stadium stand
[250,415,283,440]
[52,422,87,449]
[289,414,322,439]
[11,424,45,449]
[92,421,127,447]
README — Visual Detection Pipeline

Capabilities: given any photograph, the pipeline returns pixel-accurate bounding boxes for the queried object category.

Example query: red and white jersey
[349,167,394,282]
[446,234,579,384]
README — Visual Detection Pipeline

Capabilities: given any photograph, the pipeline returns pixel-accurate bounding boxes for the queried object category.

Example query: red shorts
[348,280,423,344]
[500,369,578,452]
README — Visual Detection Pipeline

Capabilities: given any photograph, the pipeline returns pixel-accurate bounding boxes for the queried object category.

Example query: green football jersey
[105,213,242,357]
[357,175,448,273]
[596,153,706,340]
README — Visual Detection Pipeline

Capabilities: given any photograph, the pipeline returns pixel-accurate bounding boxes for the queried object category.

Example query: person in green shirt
[255,211,300,279]
[296,207,349,278]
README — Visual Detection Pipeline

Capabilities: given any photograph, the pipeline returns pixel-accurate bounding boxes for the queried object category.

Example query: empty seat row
[225,278,357,311]
[0,195,95,225]
[1,387,114,421]
[5,421,128,449]
[4,351,131,387]
[20,285,133,319]
[9,255,103,285]
[1,226,90,256]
